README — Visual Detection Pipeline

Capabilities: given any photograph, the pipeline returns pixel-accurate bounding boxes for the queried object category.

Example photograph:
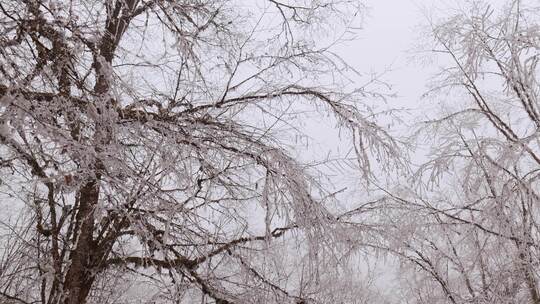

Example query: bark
[60,2,139,302]
[62,180,100,304]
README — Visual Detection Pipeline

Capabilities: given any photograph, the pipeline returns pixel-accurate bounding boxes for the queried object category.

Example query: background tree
[376,1,540,303]
[0,0,403,303]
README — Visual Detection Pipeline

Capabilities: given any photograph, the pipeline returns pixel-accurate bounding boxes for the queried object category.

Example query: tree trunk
[62,180,100,304]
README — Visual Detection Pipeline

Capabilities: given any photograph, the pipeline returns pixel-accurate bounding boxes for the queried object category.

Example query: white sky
[296,0,434,179]
[350,0,432,110]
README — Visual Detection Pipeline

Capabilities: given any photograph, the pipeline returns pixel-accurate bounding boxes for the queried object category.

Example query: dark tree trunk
[62,180,100,304]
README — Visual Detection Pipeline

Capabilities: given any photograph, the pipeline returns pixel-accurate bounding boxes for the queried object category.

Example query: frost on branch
[384,1,540,303]
[0,0,403,303]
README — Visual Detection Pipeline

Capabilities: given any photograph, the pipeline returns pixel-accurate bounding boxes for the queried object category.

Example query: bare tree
[0,0,402,303]
[379,1,540,303]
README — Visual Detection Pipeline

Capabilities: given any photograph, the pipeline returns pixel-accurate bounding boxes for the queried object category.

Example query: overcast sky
[298,0,433,175]
[354,0,431,108]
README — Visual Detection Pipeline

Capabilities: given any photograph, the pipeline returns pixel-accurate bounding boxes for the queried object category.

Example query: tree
[0,0,402,303]
[380,1,540,303]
